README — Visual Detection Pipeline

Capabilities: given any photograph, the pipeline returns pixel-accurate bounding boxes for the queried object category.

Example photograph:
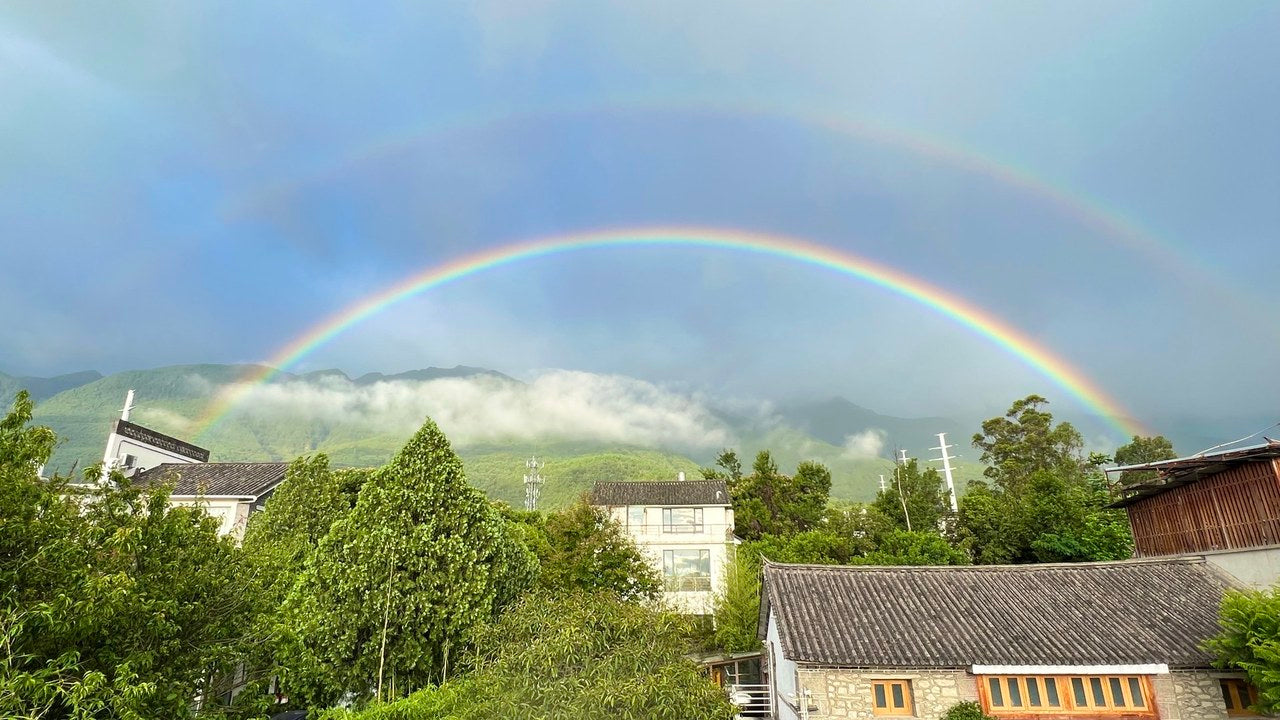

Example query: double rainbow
[193,227,1145,440]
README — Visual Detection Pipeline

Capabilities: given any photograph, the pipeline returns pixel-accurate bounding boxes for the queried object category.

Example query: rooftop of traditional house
[589,478,730,507]
[134,462,289,498]
[1106,439,1280,508]
[759,557,1237,669]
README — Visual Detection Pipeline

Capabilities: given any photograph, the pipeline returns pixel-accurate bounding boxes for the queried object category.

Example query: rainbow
[223,100,1257,321]
[192,227,1146,439]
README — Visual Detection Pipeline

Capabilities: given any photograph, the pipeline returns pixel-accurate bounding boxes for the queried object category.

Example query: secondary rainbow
[193,227,1146,439]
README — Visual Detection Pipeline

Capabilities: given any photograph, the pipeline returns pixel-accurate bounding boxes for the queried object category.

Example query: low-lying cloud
[219,370,735,450]
[841,428,887,459]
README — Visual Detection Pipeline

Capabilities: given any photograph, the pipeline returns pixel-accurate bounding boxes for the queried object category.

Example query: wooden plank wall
[1127,459,1280,556]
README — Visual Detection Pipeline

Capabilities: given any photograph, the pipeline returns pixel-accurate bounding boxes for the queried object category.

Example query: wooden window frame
[1220,678,1260,716]
[872,679,914,716]
[979,675,1154,716]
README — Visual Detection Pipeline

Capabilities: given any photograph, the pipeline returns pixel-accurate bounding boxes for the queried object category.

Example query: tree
[861,529,969,566]
[1113,435,1177,485]
[711,549,762,653]
[279,418,537,708]
[0,392,258,719]
[872,458,948,533]
[513,500,661,601]
[717,450,832,541]
[958,396,1133,564]
[1206,587,1280,714]
[320,590,737,720]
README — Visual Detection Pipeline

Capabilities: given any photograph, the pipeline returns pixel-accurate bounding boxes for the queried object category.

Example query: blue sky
[1,2,1277,435]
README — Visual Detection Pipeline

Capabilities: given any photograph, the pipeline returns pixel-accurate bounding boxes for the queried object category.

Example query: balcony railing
[663,575,713,592]
[624,523,735,539]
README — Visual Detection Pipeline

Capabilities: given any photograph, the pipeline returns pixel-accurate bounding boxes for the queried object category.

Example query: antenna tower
[523,457,544,511]
[930,432,960,513]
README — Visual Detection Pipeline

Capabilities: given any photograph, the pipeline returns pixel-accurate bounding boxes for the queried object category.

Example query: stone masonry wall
[795,668,1250,720]
[796,668,978,720]
[1153,671,1233,720]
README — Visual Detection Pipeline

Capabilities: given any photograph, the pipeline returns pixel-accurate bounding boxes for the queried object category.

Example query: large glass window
[628,506,645,531]
[662,549,711,591]
[662,507,703,533]
[983,676,1149,715]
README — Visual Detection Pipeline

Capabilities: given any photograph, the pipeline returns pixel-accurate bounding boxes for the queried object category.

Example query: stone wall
[795,667,978,720]
[1153,671,1236,720]
[794,668,1249,720]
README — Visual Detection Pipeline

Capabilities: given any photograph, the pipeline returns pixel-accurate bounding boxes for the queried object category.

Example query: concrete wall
[795,668,977,720]
[605,503,734,615]
[766,612,800,720]
[170,497,251,542]
[1200,546,1280,588]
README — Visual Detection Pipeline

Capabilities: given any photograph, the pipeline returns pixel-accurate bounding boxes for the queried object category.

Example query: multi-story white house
[590,475,735,615]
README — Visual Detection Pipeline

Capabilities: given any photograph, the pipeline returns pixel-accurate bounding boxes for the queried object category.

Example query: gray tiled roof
[589,479,730,506]
[135,462,288,498]
[761,557,1236,668]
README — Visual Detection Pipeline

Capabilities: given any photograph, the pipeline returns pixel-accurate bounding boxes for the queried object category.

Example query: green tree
[872,458,948,533]
[711,549,762,653]
[1206,587,1280,714]
[1113,435,1177,485]
[0,392,257,719]
[320,590,736,720]
[513,501,660,600]
[280,418,537,708]
[861,528,969,565]
[958,396,1132,564]
[717,450,831,541]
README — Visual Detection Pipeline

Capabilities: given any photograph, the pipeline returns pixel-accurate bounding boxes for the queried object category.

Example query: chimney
[677,471,685,482]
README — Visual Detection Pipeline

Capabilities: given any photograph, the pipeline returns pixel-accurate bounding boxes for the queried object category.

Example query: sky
[2,1,1278,439]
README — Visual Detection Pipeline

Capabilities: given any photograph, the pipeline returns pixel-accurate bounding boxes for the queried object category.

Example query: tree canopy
[706,450,831,542]
[279,418,537,707]
[871,458,948,533]
[0,392,257,719]
[1113,435,1177,485]
[321,590,736,720]
[958,396,1132,564]
[1207,586,1280,715]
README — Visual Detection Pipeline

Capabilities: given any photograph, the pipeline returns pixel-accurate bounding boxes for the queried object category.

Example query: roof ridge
[766,556,1206,572]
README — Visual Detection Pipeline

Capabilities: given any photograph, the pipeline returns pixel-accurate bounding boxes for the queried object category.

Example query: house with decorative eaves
[759,557,1257,720]
[589,476,735,615]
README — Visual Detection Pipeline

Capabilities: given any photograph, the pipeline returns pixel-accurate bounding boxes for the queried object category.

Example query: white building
[590,476,735,615]
[97,390,287,544]
[134,462,288,543]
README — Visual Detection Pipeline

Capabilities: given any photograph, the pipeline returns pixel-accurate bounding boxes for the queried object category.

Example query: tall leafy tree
[713,450,831,541]
[0,391,257,719]
[280,418,537,707]
[872,458,948,533]
[511,500,660,600]
[958,396,1132,564]
[1113,435,1177,485]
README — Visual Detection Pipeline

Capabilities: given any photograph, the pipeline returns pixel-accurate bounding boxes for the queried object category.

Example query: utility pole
[523,457,544,511]
[878,474,887,493]
[930,432,959,513]
[897,449,908,466]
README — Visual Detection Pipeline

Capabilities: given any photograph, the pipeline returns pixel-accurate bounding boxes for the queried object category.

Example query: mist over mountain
[7,362,1256,507]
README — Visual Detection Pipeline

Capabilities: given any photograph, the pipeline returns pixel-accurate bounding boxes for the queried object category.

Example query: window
[982,676,1150,715]
[872,680,914,716]
[628,506,645,531]
[1221,679,1259,716]
[662,549,711,591]
[662,507,703,533]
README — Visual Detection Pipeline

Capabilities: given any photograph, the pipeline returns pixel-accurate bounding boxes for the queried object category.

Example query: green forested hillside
[17,363,982,507]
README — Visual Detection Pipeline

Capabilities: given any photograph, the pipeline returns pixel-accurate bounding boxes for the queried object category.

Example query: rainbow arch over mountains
[192,227,1147,439]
